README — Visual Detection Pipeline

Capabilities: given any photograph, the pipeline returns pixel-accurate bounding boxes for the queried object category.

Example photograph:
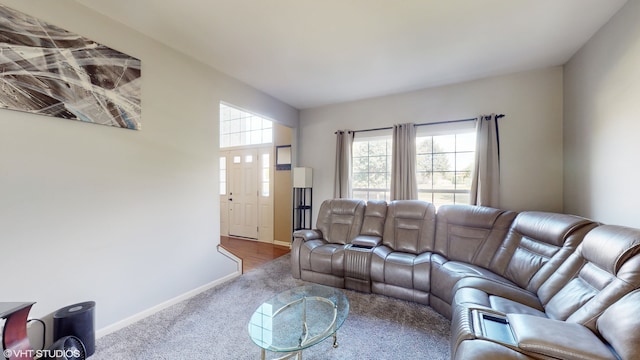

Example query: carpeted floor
[92,254,451,359]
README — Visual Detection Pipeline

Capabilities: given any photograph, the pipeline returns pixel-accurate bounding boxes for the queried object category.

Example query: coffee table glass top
[248,284,349,353]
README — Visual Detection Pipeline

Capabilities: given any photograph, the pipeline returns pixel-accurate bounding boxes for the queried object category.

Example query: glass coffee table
[248,284,349,360]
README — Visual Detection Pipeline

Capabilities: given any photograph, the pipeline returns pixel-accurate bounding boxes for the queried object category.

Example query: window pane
[457,133,476,152]
[433,154,454,171]
[416,137,433,154]
[434,135,455,152]
[416,154,432,172]
[433,171,455,189]
[415,129,476,207]
[352,190,368,201]
[261,153,270,197]
[353,172,369,188]
[352,141,369,155]
[230,119,240,133]
[369,155,388,173]
[352,156,369,173]
[250,130,261,145]
[368,173,385,189]
[455,193,470,204]
[220,156,226,195]
[456,152,475,171]
[434,193,454,207]
[369,141,388,156]
[418,191,433,203]
[417,172,432,188]
[351,136,391,202]
[456,171,473,189]
[230,133,241,146]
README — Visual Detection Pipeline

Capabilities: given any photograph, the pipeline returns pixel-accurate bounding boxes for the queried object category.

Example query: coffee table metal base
[260,333,339,360]
[259,296,339,360]
[249,285,349,360]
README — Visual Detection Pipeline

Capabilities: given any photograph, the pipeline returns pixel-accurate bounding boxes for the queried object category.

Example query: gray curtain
[334,130,353,198]
[470,114,500,207]
[390,123,417,200]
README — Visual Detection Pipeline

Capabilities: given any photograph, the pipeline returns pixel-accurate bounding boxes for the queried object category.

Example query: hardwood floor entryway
[220,236,290,273]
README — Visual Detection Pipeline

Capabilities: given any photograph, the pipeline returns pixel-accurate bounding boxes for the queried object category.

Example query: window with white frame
[352,130,392,201]
[416,122,476,207]
[219,156,227,195]
[220,103,273,148]
[261,153,270,197]
[350,122,476,207]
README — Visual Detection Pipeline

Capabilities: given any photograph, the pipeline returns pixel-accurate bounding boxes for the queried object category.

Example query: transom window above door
[220,102,273,148]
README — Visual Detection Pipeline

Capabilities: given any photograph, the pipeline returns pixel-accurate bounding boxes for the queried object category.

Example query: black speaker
[53,301,96,356]
[41,336,86,360]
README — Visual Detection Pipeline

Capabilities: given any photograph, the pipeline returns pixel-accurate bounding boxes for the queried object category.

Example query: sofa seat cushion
[298,240,346,277]
[453,339,535,360]
[452,277,546,322]
[371,247,431,291]
[369,245,432,304]
[508,314,617,360]
[431,254,516,306]
[381,252,416,288]
[453,288,546,318]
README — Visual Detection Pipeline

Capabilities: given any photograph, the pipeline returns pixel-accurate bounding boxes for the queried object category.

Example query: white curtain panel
[470,114,500,207]
[334,130,353,198]
[390,123,418,200]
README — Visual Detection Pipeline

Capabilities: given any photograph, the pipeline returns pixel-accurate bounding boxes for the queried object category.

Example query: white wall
[299,67,564,218]
[564,0,640,227]
[0,0,297,333]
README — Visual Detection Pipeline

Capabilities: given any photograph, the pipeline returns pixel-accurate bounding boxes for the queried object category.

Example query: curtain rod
[336,114,504,134]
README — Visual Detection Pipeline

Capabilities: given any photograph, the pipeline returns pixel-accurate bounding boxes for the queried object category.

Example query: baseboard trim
[274,239,291,248]
[96,252,242,338]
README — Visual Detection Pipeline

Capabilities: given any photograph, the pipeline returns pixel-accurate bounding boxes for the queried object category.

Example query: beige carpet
[92,254,451,359]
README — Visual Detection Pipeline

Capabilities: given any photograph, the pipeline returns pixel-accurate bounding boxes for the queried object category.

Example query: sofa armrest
[293,229,323,241]
[507,314,617,360]
[351,235,382,248]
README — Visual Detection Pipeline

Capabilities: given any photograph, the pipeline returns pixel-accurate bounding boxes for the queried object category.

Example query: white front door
[229,149,259,239]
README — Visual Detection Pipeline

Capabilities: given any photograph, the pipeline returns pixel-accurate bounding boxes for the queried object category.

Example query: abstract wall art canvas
[0,5,141,130]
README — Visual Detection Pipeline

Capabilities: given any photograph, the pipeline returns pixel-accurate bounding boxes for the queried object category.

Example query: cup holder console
[471,310,517,346]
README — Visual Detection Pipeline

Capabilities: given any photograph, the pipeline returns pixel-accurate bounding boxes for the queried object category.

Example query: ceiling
[74,0,627,109]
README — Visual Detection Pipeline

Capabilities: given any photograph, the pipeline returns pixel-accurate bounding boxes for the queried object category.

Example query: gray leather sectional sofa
[290,199,640,360]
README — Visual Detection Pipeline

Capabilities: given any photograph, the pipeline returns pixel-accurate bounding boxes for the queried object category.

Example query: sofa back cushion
[490,211,595,291]
[539,225,640,331]
[597,289,640,360]
[434,205,516,268]
[360,200,388,237]
[382,200,436,254]
[316,199,366,244]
